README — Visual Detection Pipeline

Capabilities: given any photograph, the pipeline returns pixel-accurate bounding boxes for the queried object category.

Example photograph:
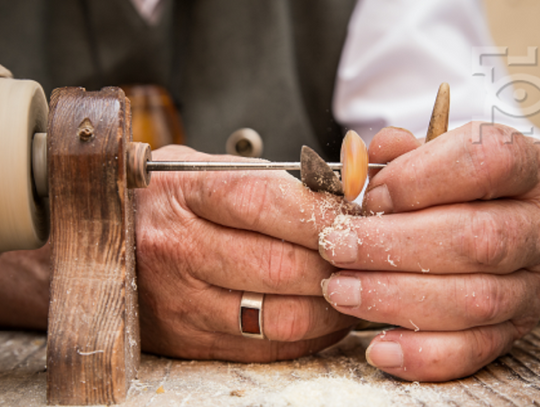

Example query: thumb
[365,323,517,382]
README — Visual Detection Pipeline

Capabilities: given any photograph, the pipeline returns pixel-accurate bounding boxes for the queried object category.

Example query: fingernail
[321,274,362,307]
[366,341,403,368]
[363,184,393,214]
[319,229,358,264]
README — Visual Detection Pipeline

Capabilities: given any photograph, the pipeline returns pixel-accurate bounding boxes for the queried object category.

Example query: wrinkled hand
[135,145,360,362]
[319,123,540,381]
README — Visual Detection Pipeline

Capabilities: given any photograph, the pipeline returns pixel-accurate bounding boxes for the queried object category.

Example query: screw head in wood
[77,118,94,141]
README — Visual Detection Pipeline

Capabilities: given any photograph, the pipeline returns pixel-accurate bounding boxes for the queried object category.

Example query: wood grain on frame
[46,87,140,405]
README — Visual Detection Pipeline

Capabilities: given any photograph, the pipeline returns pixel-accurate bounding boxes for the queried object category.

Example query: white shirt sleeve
[130,0,164,25]
[333,0,539,146]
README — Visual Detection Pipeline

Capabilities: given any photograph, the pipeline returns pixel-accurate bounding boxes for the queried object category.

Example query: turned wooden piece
[126,142,152,189]
[47,87,140,405]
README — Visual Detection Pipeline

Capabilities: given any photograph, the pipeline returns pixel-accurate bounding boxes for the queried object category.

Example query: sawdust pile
[261,376,392,406]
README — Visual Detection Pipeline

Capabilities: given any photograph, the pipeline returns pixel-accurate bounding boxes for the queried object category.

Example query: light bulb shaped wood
[340,130,368,202]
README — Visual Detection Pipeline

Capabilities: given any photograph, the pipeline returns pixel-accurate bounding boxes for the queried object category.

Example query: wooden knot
[77,118,94,141]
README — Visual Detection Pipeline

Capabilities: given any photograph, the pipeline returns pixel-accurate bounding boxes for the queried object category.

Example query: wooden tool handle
[425,82,450,142]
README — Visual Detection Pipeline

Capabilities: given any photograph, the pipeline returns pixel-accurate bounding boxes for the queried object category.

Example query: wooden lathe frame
[46,87,140,405]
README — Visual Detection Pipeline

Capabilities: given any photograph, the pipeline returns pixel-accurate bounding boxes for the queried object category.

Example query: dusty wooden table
[1,327,540,406]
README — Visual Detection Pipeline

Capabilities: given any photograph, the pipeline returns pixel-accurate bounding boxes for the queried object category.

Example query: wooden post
[46,87,140,405]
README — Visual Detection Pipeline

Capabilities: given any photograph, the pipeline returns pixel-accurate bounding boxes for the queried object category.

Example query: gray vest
[0,0,355,161]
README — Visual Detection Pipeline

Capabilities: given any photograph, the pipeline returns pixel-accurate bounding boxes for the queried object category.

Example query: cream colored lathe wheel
[0,77,49,252]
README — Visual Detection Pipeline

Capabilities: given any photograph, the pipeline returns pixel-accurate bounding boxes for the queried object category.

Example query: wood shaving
[409,319,420,332]
[418,263,430,273]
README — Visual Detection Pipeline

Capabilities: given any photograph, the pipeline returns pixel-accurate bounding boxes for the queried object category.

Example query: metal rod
[146,161,386,172]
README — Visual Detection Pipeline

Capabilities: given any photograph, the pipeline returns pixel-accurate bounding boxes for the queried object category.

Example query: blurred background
[485,0,540,128]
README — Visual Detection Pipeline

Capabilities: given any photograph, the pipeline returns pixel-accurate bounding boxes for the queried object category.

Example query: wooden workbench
[1,327,540,406]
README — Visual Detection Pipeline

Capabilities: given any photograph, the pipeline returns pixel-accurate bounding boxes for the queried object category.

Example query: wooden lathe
[0,75,149,405]
[0,70,449,405]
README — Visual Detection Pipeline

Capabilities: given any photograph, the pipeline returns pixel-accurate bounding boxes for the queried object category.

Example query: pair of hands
[135,121,540,382]
[321,123,540,381]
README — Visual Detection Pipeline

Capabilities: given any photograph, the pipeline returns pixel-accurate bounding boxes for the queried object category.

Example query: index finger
[363,122,540,214]
[144,145,362,250]
[319,200,540,274]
